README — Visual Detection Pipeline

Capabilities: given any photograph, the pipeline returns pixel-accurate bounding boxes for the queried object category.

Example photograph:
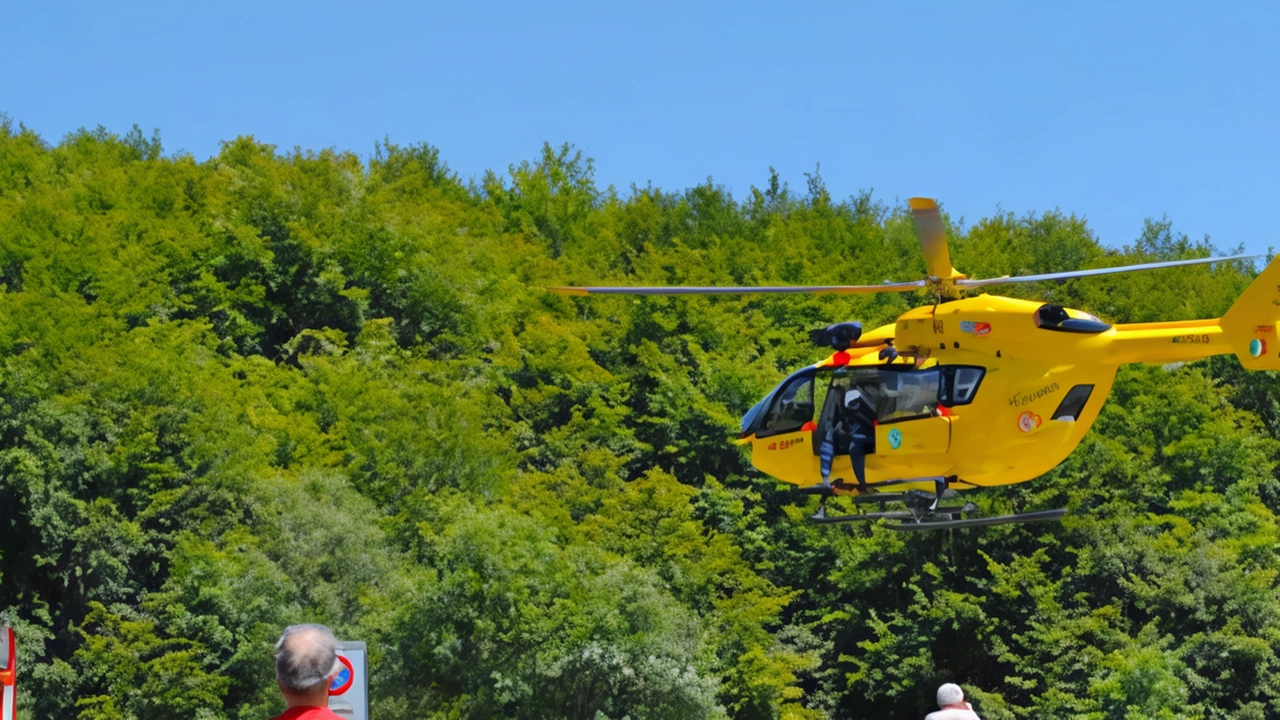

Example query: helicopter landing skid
[795,475,979,497]
[810,503,1065,530]
[887,508,1067,531]
[809,505,971,523]
[807,480,1066,531]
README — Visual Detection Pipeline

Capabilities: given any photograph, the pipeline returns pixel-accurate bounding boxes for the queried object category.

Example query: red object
[831,350,851,366]
[2,625,15,720]
[328,655,354,696]
[270,706,345,720]
[800,420,817,432]
[937,405,952,417]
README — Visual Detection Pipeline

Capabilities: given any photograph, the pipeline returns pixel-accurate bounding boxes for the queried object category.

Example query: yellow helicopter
[555,198,1278,530]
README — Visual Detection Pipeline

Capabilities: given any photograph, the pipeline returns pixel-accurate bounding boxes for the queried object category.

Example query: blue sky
[5,1,1277,260]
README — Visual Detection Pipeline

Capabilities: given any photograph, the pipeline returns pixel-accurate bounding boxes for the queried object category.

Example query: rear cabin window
[818,367,943,425]
[1051,384,1094,420]
[939,366,986,406]
[878,369,942,421]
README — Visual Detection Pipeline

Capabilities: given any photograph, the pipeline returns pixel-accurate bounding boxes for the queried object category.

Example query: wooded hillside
[1,120,1277,719]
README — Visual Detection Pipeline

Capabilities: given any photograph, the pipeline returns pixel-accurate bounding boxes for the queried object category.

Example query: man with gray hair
[270,624,345,720]
[925,682,981,720]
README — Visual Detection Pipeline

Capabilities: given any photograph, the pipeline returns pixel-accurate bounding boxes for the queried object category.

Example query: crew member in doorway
[270,623,345,720]
[820,385,875,488]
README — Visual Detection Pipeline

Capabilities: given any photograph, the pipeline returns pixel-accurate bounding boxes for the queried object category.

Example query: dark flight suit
[820,387,875,487]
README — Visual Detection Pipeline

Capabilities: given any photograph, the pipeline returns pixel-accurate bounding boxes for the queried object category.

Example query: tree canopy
[0,119,1277,719]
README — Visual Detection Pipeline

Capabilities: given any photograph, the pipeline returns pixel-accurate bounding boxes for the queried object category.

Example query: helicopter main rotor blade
[909,197,960,280]
[955,253,1260,289]
[551,281,927,296]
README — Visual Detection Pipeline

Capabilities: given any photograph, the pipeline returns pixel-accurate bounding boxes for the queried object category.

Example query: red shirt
[270,707,344,720]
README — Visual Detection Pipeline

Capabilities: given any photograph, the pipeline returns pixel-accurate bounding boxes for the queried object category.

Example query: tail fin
[1220,255,1280,370]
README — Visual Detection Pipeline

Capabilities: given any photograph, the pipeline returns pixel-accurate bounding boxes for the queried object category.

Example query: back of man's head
[937,682,965,707]
[275,623,340,694]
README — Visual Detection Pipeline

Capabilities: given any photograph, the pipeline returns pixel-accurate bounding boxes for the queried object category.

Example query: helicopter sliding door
[814,367,953,481]
[873,368,950,457]
[871,367,953,479]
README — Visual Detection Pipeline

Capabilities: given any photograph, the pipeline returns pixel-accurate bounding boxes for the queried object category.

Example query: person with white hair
[270,623,345,720]
[925,682,981,719]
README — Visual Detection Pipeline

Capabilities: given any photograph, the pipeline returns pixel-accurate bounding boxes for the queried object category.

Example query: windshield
[740,367,817,437]
[740,398,767,435]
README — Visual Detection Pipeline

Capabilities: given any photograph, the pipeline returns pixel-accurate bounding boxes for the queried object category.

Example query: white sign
[327,641,367,720]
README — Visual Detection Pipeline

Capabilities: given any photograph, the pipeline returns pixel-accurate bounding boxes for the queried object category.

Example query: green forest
[1,117,1278,720]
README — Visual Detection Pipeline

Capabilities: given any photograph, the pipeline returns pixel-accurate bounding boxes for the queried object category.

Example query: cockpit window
[741,367,817,438]
[757,373,816,437]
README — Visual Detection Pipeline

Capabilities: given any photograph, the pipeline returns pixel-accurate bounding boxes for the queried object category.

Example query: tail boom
[1108,256,1279,369]
[1108,319,1230,365]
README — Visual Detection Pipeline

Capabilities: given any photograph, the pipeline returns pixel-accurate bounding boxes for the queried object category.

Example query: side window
[1051,384,1094,420]
[940,366,986,406]
[877,369,941,421]
[758,374,816,437]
